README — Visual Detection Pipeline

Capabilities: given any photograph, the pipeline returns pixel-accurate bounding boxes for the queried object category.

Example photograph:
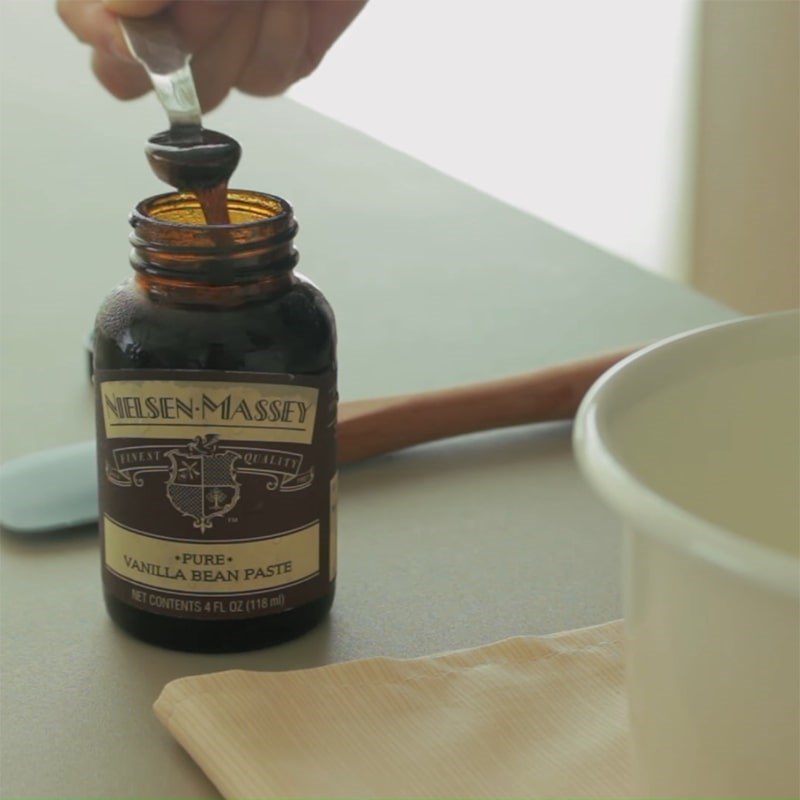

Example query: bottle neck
[134,270,295,306]
[129,190,298,305]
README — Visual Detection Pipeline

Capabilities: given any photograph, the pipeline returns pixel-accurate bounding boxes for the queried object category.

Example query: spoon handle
[337,347,636,464]
[119,15,202,130]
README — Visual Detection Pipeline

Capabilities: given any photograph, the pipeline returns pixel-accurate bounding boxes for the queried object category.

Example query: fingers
[59,0,150,99]
[57,0,133,61]
[236,0,367,97]
[60,0,368,110]
[168,0,235,54]
[303,0,367,77]
[102,0,172,16]
[236,1,310,96]
[188,1,262,112]
[91,48,152,99]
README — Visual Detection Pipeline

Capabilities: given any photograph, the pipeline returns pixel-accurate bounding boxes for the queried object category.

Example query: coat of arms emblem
[165,435,241,531]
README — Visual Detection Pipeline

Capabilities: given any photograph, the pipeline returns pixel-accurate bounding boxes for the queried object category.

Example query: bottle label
[95,369,337,620]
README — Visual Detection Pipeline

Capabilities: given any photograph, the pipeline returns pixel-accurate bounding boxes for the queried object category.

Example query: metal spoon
[120,15,241,190]
[120,14,202,132]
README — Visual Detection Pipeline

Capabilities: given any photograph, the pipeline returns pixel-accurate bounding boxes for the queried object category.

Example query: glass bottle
[93,190,337,652]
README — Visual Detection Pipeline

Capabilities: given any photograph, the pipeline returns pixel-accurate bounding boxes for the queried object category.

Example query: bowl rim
[574,311,799,598]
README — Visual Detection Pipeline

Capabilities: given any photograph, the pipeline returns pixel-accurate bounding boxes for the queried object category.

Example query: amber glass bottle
[94,190,337,652]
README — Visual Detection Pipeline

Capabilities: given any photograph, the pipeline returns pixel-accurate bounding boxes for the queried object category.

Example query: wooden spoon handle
[337,347,636,465]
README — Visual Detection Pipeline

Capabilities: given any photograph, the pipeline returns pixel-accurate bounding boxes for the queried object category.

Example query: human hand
[57,0,366,112]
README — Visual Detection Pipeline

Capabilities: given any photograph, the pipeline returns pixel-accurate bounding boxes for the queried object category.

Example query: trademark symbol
[227,516,238,523]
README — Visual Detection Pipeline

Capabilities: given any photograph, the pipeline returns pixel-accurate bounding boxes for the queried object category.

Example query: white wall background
[290,0,697,278]
[1,0,697,280]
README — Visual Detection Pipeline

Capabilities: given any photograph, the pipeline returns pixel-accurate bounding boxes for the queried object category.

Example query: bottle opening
[138,190,289,229]
[129,189,298,284]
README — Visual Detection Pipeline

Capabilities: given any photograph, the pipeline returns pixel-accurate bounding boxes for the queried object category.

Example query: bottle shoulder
[94,275,336,374]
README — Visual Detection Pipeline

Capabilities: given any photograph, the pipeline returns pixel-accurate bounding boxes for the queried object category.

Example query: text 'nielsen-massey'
[103,391,313,425]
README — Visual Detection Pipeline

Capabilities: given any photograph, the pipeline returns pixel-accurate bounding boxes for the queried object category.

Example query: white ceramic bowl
[574,311,799,798]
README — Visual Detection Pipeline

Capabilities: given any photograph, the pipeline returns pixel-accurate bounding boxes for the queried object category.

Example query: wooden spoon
[338,347,635,464]
[0,347,635,533]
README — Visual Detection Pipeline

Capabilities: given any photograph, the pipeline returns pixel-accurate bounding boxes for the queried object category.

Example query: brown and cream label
[95,369,337,620]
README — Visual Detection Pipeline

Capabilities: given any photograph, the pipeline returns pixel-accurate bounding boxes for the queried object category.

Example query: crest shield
[165,439,241,531]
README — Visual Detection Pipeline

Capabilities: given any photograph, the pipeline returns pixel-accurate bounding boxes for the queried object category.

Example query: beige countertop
[0,6,736,795]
